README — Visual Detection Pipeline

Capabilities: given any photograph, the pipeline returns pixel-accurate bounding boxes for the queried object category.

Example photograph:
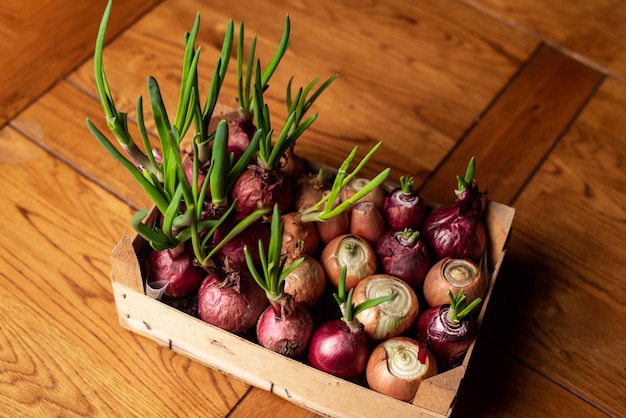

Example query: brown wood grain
[66,0,537,183]
[465,0,626,82]
[478,76,626,416]
[0,0,162,127]
[419,44,603,205]
[0,126,250,416]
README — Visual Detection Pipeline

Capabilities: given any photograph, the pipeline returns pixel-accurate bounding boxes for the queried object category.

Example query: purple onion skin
[231,165,292,216]
[256,305,313,358]
[375,231,432,288]
[308,320,369,379]
[214,220,270,271]
[227,117,255,161]
[416,304,475,368]
[198,274,268,334]
[422,206,486,262]
[383,188,427,231]
[147,246,204,298]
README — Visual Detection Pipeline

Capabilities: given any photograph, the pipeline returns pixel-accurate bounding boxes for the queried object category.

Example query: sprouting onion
[308,267,397,379]
[245,205,312,357]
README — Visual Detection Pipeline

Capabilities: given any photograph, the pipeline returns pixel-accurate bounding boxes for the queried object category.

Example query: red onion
[197,271,268,334]
[366,337,437,402]
[227,116,255,161]
[147,243,204,298]
[231,165,293,216]
[375,229,432,288]
[213,220,270,271]
[256,299,313,357]
[308,320,369,379]
[416,290,480,368]
[382,176,427,231]
[307,267,397,379]
[422,157,487,262]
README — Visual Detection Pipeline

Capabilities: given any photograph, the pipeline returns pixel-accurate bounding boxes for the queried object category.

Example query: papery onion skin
[227,117,255,161]
[283,255,326,308]
[293,171,330,212]
[147,244,204,298]
[423,258,486,307]
[308,320,369,379]
[352,275,419,340]
[231,165,292,216]
[281,212,320,255]
[316,211,350,244]
[214,220,270,271]
[416,304,476,368]
[340,177,387,212]
[321,234,378,290]
[366,337,437,402]
[375,230,432,288]
[422,205,487,262]
[256,304,313,358]
[197,274,269,334]
[350,201,387,246]
[382,188,427,232]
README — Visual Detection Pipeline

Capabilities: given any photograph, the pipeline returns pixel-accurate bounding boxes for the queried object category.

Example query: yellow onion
[423,258,486,307]
[340,177,387,213]
[320,234,377,290]
[366,337,437,402]
[349,201,387,245]
[352,275,419,340]
[283,254,326,308]
[281,212,319,255]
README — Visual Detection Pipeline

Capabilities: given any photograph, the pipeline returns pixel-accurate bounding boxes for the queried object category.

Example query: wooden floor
[1,0,625,416]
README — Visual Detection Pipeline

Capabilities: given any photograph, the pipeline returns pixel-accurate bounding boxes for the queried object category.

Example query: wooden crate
[110,193,514,417]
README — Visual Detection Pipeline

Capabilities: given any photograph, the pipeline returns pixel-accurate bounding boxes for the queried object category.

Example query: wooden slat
[477,76,626,416]
[465,0,626,81]
[0,0,162,127]
[0,126,249,416]
[419,44,603,205]
[65,0,538,182]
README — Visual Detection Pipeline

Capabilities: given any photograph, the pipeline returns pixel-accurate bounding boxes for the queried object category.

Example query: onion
[231,165,293,216]
[421,157,487,262]
[316,192,350,244]
[256,300,313,357]
[375,229,432,288]
[293,169,330,211]
[213,220,270,271]
[366,337,437,402]
[308,320,369,379]
[227,116,255,161]
[280,146,307,181]
[197,271,268,334]
[416,290,480,368]
[382,176,427,231]
[281,212,320,255]
[352,274,419,340]
[283,253,326,308]
[340,177,387,212]
[422,258,486,307]
[308,267,397,379]
[350,201,386,245]
[320,234,377,290]
[147,243,204,298]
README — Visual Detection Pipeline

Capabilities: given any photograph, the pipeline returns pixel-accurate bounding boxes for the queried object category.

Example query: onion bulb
[340,177,387,212]
[352,274,419,340]
[375,229,432,288]
[382,176,427,231]
[320,234,377,290]
[147,243,204,298]
[366,337,437,401]
[283,252,326,308]
[350,201,386,245]
[422,258,486,307]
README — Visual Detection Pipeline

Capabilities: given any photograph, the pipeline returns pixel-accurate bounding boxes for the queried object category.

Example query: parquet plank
[465,0,626,81]
[478,76,626,416]
[0,0,162,127]
[66,0,537,183]
[419,44,603,205]
[0,127,249,416]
